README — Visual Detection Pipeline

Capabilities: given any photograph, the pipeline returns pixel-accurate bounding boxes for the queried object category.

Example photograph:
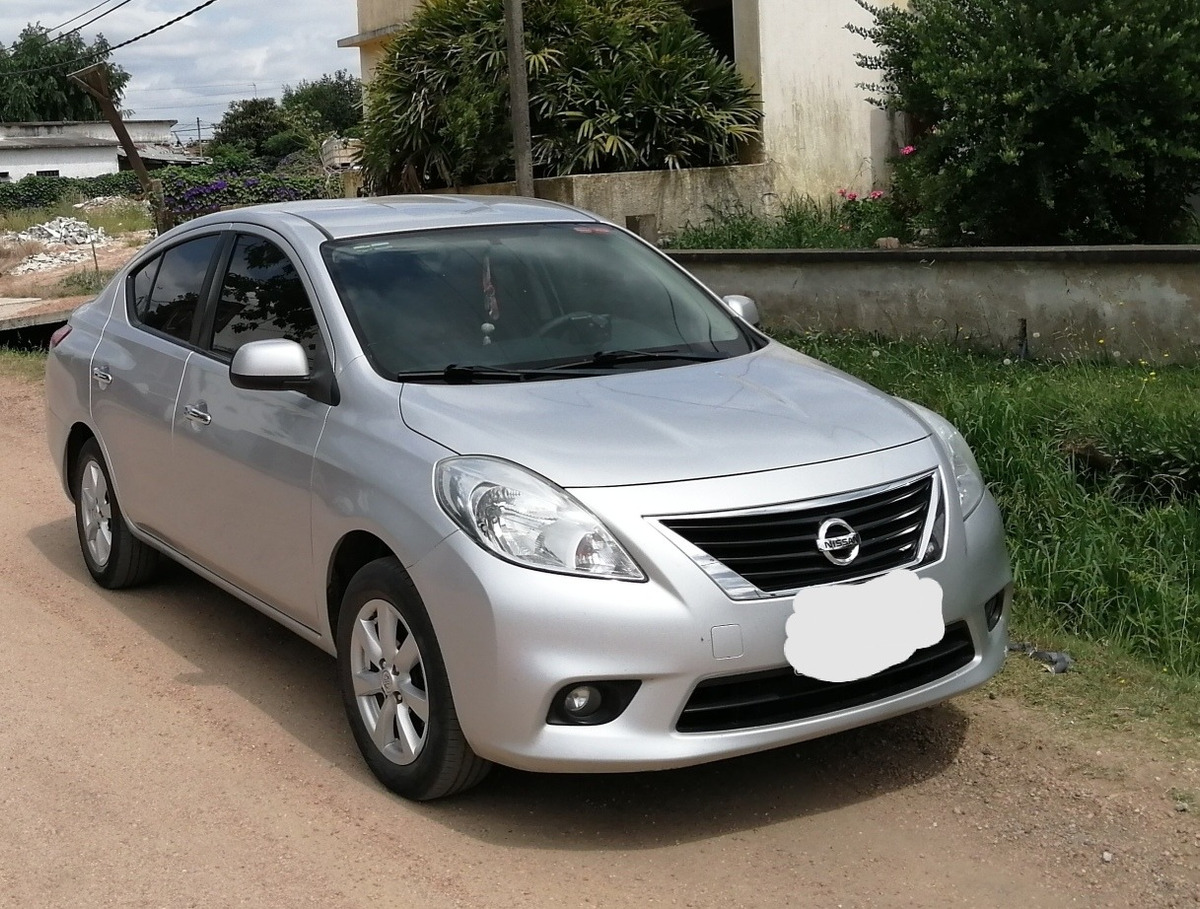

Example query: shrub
[360,0,761,190]
[0,172,143,211]
[157,165,331,223]
[670,192,908,249]
[854,0,1200,245]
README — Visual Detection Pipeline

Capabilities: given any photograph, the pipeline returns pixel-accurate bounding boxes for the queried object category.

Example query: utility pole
[503,0,535,197]
[68,63,166,230]
[68,63,154,195]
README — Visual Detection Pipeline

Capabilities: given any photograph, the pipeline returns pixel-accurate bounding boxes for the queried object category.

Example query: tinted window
[211,235,320,367]
[133,235,220,343]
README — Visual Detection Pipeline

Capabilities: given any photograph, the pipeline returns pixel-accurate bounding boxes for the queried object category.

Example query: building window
[35,169,60,177]
[0,172,10,183]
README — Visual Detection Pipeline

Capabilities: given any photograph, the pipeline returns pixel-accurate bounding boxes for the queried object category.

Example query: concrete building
[0,136,119,181]
[0,120,207,181]
[338,0,906,201]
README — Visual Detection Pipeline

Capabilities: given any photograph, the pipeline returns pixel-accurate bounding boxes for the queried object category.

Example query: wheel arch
[63,422,97,500]
[326,530,396,644]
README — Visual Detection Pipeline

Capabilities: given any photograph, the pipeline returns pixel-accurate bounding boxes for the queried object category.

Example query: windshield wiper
[545,348,727,370]
[397,364,596,384]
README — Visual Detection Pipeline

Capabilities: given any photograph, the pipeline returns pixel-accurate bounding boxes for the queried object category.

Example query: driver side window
[209,234,321,368]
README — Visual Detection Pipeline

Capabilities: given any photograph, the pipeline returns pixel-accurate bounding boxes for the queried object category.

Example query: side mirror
[723,294,762,328]
[230,338,310,391]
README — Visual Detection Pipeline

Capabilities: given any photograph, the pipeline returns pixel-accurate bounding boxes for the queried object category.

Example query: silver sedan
[45,196,1011,800]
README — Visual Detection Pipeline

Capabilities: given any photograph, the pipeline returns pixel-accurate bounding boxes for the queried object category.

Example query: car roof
[182,194,602,240]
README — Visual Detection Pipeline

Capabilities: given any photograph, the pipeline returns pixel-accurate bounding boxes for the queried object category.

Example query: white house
[0,136,119,182]
[0,120,205,182]
[338,0,908,201]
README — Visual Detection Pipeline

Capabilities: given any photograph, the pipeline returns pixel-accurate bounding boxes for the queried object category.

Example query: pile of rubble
[10,249,90,275]
[73,195,140,212]
[9,217,109,247]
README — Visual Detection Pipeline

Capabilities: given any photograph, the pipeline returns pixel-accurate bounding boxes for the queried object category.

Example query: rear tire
[336,557,491,800]
[72,438,160,589]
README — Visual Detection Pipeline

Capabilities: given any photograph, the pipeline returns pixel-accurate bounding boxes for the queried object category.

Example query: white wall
[744,0,904,201]
[0,146,119,181]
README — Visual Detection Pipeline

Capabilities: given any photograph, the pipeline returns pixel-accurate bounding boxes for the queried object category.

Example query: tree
[855,0,1200,245]
[359,0,761,191]
[0,25,130,121]
[210,97,293,160]
[282,69,363,136]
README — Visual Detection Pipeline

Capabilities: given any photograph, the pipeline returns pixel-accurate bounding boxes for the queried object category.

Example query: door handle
[92,367,112,389]
[183,404,212,426]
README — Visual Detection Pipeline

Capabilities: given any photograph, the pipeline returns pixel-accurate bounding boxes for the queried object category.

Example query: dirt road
[1,370,1196,909]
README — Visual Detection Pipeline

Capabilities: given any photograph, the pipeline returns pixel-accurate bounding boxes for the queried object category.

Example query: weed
[56,268,116,296]
[0,347,47,382]
[668,195,911,250]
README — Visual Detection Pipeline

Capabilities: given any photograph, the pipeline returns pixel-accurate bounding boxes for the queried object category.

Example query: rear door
[90,232,223,545]
[168,229,332,628]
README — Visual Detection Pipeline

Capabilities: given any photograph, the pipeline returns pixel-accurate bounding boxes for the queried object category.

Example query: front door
[169,231,331,628]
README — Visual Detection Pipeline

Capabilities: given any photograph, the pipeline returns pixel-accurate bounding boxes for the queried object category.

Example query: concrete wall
[747,0,905,201]
[670,248,1200,362]
[0,146,118,180]
[428,164,775,237]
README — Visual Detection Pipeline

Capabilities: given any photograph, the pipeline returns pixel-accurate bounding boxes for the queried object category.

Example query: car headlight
[435,456,645,580]
[898,400,986,518]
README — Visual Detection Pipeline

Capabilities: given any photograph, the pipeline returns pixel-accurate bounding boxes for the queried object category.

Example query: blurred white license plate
[783,569,945,683]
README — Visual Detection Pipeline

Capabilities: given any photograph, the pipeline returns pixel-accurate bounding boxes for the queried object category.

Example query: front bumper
[408,444,1011,773]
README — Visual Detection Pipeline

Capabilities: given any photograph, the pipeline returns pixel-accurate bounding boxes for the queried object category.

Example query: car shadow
[31,516,972,849]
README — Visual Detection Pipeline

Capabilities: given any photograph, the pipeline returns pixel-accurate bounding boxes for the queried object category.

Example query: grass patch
[0,347,47,382]
[0,198,152,235]
[984,633,1200,744]
[57,267,117,296]
[779,330,1200,680]
[668,195,910,250]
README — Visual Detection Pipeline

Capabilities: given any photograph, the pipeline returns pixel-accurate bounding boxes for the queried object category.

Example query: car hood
[398,344,931,488]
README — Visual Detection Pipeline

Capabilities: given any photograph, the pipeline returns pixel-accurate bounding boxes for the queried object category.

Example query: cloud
[0,0,359,135]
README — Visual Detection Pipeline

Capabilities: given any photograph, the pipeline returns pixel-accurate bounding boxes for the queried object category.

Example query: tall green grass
[0,198,152,235]
[668,195,910,250]
[780,331,1200,678]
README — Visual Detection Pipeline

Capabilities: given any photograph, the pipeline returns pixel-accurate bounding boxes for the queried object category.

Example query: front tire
[72,438,160,589]
[336,557,491,800]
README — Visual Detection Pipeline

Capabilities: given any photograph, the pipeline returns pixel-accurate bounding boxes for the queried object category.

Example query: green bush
[669,192,909,249]
[157,164,331,223]
[854,0,1200,245]
[0,172,143,211]
[361,0,761,190]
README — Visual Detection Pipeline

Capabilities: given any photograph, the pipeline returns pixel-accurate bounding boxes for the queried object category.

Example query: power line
[48,0,136,44]
[0,0,225,78]
[44,0,123,34]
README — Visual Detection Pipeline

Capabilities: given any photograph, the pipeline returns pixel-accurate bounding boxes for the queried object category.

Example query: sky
[0,0,361,143]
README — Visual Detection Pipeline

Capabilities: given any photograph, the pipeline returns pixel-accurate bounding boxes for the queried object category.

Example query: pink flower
[901,145,916,156]
[844,191,859,202]
[869,190,885,201]
[837,188,848,198]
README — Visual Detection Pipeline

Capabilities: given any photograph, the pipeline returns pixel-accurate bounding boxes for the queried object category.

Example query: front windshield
[322,222,761,379]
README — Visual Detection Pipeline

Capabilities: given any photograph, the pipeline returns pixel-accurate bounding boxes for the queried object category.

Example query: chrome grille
[658,473,940,599]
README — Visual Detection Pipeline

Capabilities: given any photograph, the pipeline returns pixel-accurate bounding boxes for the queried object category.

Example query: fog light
[547,680,641,726]
[985,590,1006,631]
[564,685,602,718]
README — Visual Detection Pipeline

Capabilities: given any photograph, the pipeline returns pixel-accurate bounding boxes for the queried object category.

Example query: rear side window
[210,235,320,366]
[131,235,221,343]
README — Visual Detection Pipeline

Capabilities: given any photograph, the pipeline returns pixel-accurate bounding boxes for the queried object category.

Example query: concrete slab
[0,296,78,332]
